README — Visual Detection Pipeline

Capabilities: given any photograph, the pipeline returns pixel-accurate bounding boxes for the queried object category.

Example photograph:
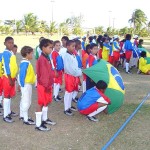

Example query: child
[124,34,133,74]
[2,37,18,123]
[63,40,82,116]
[139,51,150,75]
[72,39,82,103]
[112,35,120,68]
[35,39,56,131]
[120,39,126,68]
[86,43,98,90]
[0,53,3,112]
[102,37,110,61]
[19,46,36,125]
[12,44,18,55]
[138,39,144,48]
[81,36,86,50]
[35,37,45,60]
[59,36,69,60]
[51,40,64,102]
[77,80,111,122]
[82,44,91,93]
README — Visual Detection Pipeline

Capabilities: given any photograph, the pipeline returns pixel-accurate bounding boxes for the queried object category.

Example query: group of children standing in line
[0,33,148,131]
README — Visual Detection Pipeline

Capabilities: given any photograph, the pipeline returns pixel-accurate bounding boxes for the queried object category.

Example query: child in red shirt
[35,39,56,131]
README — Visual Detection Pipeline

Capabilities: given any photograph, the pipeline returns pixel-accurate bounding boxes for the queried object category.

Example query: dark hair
[74,39,81,45]
[96,80,107,90]
[21,46,33,57]
[39,37,44,42]
[66,40,75,46]
[89,36,93,43]
[139,39,143,45]
[140,51,146,58]
[39,39,53,50]
[61,36,69,41]
[97,35,103,44]
[86,44,91,54]
[5,36,14,42]
[125,34,131,40]
[14,44,18,48]
[54,40,60,46]
[90,43,98,49]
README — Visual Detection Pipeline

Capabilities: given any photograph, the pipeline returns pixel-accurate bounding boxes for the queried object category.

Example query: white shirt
[59,47,67,61]
[63,52,82,77]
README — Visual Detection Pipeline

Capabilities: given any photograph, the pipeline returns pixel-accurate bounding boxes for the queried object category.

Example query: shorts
[37,84,52,106]
[79,102,99,115]
[108,56,114,64]
[3,76,16,98]
[65,74,79,92]
[113,51,120,61]
[125,51,132,60]
[0,77,3,95]
[54,70,63,85]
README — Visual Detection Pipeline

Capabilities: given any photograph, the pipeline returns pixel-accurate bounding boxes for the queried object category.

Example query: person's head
[140,51,146,58]
[90,43,98,55]
[82,36,86,42]
[89,36,93,43]
[96,80,108,93]
[75,39,82,51]
[4,36,14,50]
[40,39,53,55]
[139,39,144,45]
[103,33,108,38]
[86,44,91,54]
[97,35,103,44]
[93,35,97,40]
[12,44,18,55]
[66,40,75,53]
[103,37,109,43]
[113,35,119,42]
[61,36,69,47]
[21,46,33,60]
[133,35,138,40]
[53,40,61,52]
[125,34,131,40]
[39,37,44,43]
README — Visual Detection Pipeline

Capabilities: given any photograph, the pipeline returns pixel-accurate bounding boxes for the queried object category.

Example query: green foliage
[95,26,104,35]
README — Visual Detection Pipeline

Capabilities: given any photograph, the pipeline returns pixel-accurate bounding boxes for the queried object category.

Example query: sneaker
[54,96,61,102]
[23,120,35,125]
[87,116,99,122]
[126,71,132,74]
[0,111,3,116]
[59,88,63,93]
[35,124,51,131]
[0,104,3,110]
[137,70,141,74]
[19,117,24,121]
[58,95,63,99]
[43,119,56,126]
[64,109,73,116]
[3,116,14,123]
[72,97,78,103]
[9,111,18,117]
[70,106,77,111]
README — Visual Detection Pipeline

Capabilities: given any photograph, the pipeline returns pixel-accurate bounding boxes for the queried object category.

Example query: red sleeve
[51,51,58,68]
[89,55,95,67]
[36,57,52,89]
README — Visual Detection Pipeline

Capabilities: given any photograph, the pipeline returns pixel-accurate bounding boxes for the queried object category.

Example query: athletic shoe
[9,111,18,117]
[64,109,73,116]
[43,119,56,126]
[137,70,141,74]
[0,104,3,110]
[59,88,63,93]
[23,120,35,125]
[87,116,99,122]
[19,117,24,121]
[72,97,78,103]
[58,95,63,99]
[126,71,132,74]
[70,106,77,111]
[35,124,51,131]
[3,116,14,123]
[0,111,3,116]
[54,96,61,102]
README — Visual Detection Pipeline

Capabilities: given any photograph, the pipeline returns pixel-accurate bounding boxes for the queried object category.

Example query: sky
[0,0,149,29]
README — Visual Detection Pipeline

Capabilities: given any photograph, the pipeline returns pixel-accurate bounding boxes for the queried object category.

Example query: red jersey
[36,53,54,90]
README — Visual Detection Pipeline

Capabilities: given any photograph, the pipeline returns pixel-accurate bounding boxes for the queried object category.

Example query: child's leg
[82,80,86,93]
[3,98,10,118]
[42,106,48,121]
[64,91,71,111]
[72,91,78,100]
[53,83,57,98]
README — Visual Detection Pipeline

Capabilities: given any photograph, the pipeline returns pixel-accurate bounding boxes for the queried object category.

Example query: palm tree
[22,13,38,35]
[129,9,147,29]
[95,26,104,35]
[49,21,57,35]
[38,21,49,34]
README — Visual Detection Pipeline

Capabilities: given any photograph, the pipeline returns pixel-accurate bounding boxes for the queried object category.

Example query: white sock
[126,62,129,72]
[56,84,60,97]
[23,111,28,122]
[3,98,10,118]
[53,83,57,98]
[42,106,48,121]
[0,95,2,104]
[72,91,78,99]
[35,112,42,127]
[82,81,86,93]
[88,106,107,117]
[20,101,23,118]
[64,91,72,111]
[8,98,11,115]
[68,92,73,109]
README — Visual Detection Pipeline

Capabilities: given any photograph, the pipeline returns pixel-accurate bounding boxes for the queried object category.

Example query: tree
[95,26,104,35]
[38,21,49,34]
[119,27,128,36]
[49,21,57,35]
[129,9,147,30]
[22,13,38,35]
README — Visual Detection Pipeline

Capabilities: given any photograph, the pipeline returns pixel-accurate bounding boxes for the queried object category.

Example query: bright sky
[0,0,149,29]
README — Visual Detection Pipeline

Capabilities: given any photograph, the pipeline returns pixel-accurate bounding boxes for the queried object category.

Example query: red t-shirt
[36,53,54,90]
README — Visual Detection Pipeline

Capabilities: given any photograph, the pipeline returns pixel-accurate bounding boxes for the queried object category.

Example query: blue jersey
[124,40,133,52]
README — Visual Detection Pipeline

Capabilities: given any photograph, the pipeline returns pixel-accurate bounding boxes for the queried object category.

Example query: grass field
[0,35,150,150]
